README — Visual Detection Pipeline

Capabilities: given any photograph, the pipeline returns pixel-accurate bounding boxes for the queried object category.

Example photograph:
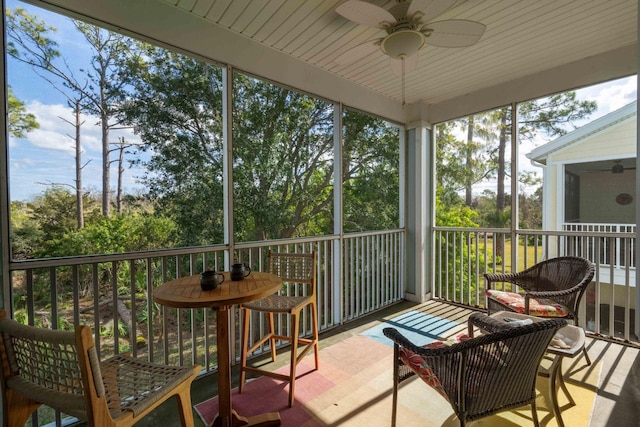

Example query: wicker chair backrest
[267,251,316,295]
[512,256,594,293]
[0,315,99,420]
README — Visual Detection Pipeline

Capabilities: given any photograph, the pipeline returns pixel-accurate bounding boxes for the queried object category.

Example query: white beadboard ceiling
[26,0,638,124]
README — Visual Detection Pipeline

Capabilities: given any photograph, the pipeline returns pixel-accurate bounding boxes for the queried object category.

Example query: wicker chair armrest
[385,317,566,357]
[483,272,518,288]
[383,326,425,354]
[467,312,515,336]
[524,284,583,299]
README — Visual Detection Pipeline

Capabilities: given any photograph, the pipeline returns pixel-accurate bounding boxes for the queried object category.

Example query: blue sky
[5,0,638,202]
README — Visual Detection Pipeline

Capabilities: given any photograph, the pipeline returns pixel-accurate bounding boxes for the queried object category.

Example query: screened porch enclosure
[1,1,639,425]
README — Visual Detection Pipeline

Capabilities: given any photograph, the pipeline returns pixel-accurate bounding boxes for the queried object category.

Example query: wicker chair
[484,256,594,364]
[239,251,319,407]
[0,310,200,427]
[383,313,567,427]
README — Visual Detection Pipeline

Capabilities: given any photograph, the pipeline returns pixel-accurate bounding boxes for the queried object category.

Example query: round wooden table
[154,271,283,427]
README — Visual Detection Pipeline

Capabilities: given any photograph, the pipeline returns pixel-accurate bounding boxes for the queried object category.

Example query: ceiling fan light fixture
[381,30,425,59]
[612,161,624,174]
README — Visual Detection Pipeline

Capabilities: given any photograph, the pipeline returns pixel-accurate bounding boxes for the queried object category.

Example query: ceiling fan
[612,160,625,174]
[582,160,635,174]
[334,0,486,77]
[609,159,638,174]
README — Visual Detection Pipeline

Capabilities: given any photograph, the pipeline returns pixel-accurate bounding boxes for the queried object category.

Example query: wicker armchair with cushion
[383,313,567,427]
[0,310,200,427]
[484,256,594,363]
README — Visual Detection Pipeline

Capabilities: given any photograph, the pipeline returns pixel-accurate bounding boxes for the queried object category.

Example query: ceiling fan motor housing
[381,30,425,59]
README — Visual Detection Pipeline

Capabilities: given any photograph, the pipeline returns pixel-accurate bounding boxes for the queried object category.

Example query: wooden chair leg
[175,388,195,427]
[4,391,41,427]
[239,307,251,393]
[288,312,300,408]
[268,312,277,362]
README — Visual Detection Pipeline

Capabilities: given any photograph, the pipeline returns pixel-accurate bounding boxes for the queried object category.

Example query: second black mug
[230,263,251,281]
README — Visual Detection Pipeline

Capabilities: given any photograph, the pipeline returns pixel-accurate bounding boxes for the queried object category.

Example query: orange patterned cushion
[398,333,471,401]
[486,289,570,317]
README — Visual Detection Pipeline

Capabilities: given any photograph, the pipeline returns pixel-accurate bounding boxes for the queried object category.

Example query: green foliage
[435,187,478,228]
[435,187,488,304]
[518,92,597,139]
[10,188,178,314]
[7,85,38,138]
[436,93,596,235]
[10,201,44,260]
[15,187,98,258]
[121,45,225,246]
[472,191,512,228]
[121,48,400,244]
[5,7,60,68]
[342,110,400,232]
[54,213,177,256]
[232,74,335,240]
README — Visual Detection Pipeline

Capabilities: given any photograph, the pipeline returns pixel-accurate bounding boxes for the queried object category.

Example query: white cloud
[20,100,129,154]
[576,76,637,118]
[9,101,146,201]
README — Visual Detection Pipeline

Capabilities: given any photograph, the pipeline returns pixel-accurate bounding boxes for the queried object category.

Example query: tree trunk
[101,111,110,217]
[495,110,508,259]
[465,116,474,206]
[116,299,146,348]
[116,137,125,213]
[74,100,84,228]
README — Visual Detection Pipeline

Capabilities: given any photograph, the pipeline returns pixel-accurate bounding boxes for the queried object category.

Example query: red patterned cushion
[399,334,470,401]
[486,289,570,317]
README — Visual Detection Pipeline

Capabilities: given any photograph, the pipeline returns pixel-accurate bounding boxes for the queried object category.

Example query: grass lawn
[479,237,543,272]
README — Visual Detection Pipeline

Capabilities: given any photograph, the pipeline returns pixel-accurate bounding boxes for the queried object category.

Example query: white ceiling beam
[429,45,638,124]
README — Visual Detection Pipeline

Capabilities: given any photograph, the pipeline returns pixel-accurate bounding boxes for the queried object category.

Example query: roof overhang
[21,0,639,126]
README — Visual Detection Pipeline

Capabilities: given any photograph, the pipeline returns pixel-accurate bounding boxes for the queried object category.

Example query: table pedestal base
[211,409,281,427]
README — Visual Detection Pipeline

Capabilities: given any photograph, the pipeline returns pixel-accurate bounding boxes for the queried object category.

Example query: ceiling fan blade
[423,19,486,47]
[408,0,465,21]
[336,0,395,28]
[389,53,419,76]
[334,39,382,65]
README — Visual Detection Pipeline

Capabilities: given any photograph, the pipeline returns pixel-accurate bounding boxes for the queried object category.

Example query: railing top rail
[9,229,405,271]
[562,222,636,227]
[233,235,339,251]
[433,226,636,238]
[517,229,636,238]
[342,228,405,238]
[433,226,507,233]
[9,244,230,270]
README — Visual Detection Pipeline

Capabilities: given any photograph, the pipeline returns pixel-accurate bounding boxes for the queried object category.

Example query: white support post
[332,104,343,324]
[222,65,233,268]
[404,124,432,301]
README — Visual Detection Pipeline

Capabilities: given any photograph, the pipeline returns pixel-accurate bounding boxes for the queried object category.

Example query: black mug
[230,263,251,281]
[200,270,224,290]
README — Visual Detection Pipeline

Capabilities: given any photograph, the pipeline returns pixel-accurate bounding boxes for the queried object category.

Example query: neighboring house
[527,101,636,333]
